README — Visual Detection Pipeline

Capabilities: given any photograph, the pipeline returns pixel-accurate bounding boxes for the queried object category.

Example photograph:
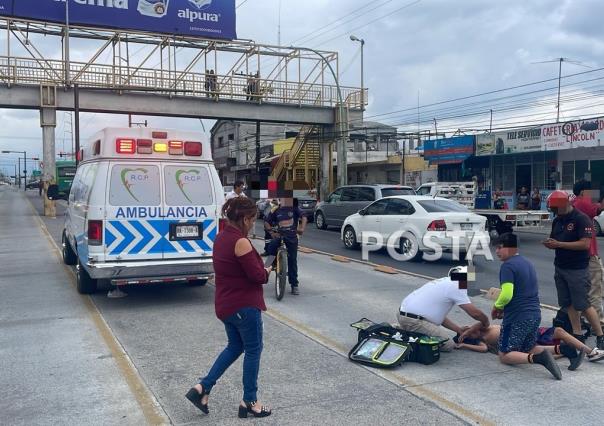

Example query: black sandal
[238,400,272,418]
[185,385,210,414]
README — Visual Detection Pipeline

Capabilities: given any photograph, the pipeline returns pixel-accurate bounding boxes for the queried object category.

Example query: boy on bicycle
[264,196,307,295]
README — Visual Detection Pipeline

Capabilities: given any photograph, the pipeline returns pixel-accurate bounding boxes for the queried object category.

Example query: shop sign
[475,127,542,156]
[542,117,604,151]
[423,135,474,165]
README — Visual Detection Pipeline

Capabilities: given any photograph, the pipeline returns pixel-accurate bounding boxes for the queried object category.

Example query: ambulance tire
[62,230,77,265]
[76,258,97,294]
[187,279,208,287]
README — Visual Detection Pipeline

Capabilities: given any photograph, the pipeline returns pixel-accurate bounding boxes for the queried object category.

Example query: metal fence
[0,56,367,109]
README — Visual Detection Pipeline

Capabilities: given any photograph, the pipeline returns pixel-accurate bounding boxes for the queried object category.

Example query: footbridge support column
[40,85,57,217]
[319,125,335,201]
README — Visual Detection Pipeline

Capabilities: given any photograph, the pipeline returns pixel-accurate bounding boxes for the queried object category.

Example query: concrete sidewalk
[0,187,157,425]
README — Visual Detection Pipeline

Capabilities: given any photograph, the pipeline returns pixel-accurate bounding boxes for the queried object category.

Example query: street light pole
[350,35,365,111]
[64,0,71,86]
[23,151,27,191]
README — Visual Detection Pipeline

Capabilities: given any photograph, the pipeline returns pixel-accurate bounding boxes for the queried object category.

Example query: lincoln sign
[475,115,604,155]
[0,0,237,40]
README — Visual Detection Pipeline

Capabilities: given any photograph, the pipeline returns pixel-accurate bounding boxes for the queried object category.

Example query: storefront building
[426,115,604,209]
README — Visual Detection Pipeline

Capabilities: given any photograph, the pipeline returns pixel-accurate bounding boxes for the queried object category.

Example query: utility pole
[489,109,493,132]
[255,121,261,173]
[532,57,591,123]
[556,58,562,123]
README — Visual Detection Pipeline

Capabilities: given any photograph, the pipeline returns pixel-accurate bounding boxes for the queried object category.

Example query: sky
[1,0,604,174]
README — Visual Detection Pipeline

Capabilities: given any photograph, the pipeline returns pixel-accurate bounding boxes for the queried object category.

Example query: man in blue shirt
[492,233,562,379]
[264,197,307,295]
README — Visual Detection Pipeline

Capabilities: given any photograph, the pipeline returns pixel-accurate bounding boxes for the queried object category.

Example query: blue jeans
[200,307,263,402]
[267,234,299,286]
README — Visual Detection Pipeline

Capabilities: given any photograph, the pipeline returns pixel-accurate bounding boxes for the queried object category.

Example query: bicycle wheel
[275,249,288,301]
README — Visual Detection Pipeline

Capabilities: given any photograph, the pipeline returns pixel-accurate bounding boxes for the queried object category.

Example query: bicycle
[268,228,288,301]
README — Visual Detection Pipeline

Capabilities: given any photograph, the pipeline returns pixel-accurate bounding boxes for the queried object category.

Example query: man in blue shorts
[492,233,562,379]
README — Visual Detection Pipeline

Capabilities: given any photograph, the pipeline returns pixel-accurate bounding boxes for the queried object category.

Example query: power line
[312,0,422,48]
[376,81,604,127]
[291,0,396,46]
[353,65,604,125]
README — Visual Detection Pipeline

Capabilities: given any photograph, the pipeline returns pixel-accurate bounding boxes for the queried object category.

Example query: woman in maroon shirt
[186,197,272,418]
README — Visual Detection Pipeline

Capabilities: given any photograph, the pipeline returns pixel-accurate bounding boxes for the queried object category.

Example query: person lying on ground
[456,323,604,371]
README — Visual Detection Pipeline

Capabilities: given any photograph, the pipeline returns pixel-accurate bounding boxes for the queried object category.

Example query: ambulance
[61,128,224,294]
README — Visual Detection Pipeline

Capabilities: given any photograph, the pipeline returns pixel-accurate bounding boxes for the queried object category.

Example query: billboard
[475,127,542,156]
[0,0,236,41]
[542,117,604,151]
[423,135,474,165]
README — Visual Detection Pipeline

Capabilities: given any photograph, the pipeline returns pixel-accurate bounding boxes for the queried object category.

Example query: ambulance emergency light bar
[115,139,202,156]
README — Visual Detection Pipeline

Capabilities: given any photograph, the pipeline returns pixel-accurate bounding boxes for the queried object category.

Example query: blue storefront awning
[423,135,475,165]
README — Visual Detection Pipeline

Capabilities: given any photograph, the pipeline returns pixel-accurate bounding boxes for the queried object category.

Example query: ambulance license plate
[172,223,202,240]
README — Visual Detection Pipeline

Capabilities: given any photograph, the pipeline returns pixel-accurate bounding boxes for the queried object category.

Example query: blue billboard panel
[0,0,11,15]
[0,0,236,41]
[423,135,475,165]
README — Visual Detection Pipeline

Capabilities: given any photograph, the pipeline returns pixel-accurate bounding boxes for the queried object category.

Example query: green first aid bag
[406,335,441,365]
[348,336,411,368]
[350,318,444,366]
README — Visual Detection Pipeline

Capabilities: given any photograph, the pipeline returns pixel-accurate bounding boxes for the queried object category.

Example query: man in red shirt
[572,180,604,329]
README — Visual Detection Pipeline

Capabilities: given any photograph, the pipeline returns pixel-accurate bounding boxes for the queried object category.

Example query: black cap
[496,233,518,248]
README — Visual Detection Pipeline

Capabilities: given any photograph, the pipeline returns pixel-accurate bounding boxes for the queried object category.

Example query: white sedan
[340,195,489,261]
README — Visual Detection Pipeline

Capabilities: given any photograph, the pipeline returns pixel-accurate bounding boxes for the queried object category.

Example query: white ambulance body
[62,127,224,294]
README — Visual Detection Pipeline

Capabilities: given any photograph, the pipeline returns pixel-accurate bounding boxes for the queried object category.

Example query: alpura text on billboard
[0,0,237,41]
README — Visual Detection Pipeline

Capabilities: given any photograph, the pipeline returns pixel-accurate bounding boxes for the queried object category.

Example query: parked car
[25,180,41,190]
[340,195,489,261]
[257,197,315,222]
[314,184,416,230]
[256,199,273,219]
[296,196,317,222]
[594,211,604,236]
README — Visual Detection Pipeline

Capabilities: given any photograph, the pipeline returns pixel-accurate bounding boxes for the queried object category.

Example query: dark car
[25,180,41,190]
[314,184,416,230]
[295,196,317,222]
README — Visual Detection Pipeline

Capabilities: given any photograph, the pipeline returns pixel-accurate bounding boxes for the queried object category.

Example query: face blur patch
[450,265,476,289]
[549,196,569,208]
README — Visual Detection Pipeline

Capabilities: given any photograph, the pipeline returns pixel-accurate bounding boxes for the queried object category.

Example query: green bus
[56,160,77,199]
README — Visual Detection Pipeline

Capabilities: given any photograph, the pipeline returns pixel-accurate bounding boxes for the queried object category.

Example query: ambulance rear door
[161,163,218,259]
[104,162,165,261]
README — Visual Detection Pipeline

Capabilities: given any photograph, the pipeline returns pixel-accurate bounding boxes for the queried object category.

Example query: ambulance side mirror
[47,184,59,200]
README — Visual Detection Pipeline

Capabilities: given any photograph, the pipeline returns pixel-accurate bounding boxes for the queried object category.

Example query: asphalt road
[254,218,604,307]
[28,186,598,308]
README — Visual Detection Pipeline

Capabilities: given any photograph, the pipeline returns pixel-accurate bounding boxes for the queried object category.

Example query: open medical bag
[349,318,445,367]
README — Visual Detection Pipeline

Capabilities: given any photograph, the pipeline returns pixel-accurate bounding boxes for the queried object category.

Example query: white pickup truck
[415,182,551,237]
